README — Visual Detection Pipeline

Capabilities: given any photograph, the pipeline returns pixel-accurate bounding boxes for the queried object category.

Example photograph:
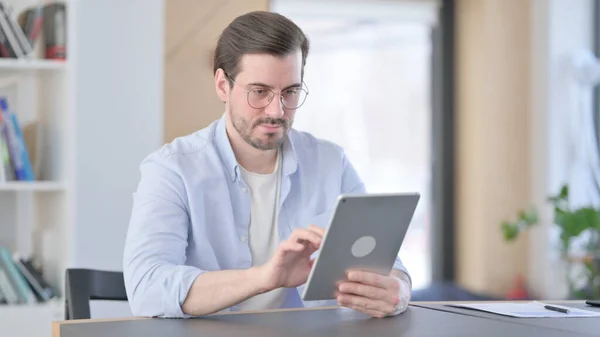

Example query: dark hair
[213,11,310,84]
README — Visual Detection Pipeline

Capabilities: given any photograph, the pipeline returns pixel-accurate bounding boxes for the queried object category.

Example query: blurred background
[0,0,599,336]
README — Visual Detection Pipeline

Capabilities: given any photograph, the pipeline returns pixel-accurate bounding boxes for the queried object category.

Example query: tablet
[302,192,420,301]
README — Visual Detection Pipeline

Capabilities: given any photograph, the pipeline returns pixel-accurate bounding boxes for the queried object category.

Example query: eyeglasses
[226,74,309,110]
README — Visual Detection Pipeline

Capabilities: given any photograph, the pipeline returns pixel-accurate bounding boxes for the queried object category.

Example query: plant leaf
[523,206,539,224]
[555,207,567,227]
[571,208,598,236]
[548,184,569,206]
[502,221,520,241]
[560,185,569,199]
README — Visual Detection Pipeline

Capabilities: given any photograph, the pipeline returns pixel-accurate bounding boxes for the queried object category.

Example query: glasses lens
[248,88,274,109]
[282,88,308,109]
[246,87,308,109]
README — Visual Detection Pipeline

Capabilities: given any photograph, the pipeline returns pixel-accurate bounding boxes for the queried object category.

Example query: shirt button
[240,235,247,243]
[241,187,248,193]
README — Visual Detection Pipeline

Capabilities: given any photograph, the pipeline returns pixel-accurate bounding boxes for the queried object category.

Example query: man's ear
[215,68,230,103]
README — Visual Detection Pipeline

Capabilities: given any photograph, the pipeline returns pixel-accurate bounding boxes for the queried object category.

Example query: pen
[544,305,570,314]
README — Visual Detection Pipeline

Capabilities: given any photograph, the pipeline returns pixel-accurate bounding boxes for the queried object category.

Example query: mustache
[253,117,287,127]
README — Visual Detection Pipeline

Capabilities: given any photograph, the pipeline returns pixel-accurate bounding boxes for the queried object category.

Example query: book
[43,3,66,60]
[0,100,17,181]
[0,247,35,304]
[0,2,33,57]
[17,5,44,48]
[0,5,21,58]
[0,25,11,57]
[0,281,6,304]
[0,248,57,305]
[0,123,5,181]
[0,267,18,304]
[0,2,67,60]
[0,97,35,181]
[13,254,56,302]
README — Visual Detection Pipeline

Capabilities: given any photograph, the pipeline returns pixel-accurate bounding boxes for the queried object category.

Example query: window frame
[430,0,456,283]
[594,0,600,150]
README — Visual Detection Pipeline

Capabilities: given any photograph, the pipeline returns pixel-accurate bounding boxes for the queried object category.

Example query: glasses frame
[226,73,309,110]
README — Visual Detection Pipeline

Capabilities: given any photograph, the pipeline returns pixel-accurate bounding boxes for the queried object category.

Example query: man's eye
[252,89,268,96]
[284,89,300,96]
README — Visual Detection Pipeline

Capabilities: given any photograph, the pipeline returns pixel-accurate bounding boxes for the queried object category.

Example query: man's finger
[290,228,322,247]
[307,224,326,237]
[338,281,388,301]
[347,271,398,290]
[337,293,392,317]
[280,240,304,252]
[341,303,387,318]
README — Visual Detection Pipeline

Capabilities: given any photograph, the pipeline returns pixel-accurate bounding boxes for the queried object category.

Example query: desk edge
[51,306,341,337]
[51,300,586,337]
[52,317,150,337]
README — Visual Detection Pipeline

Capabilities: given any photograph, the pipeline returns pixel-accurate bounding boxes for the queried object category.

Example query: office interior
[0,0,599,336]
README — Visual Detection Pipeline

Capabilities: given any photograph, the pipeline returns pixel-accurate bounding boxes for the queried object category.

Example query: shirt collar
[214,113,298,182]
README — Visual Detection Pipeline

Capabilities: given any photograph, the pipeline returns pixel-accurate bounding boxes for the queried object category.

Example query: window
[272,0,441,290]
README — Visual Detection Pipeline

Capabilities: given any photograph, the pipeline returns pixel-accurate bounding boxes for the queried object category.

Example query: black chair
[64,268,128,320]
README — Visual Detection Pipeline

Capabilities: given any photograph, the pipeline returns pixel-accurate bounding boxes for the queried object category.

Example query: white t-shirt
[236,149,286,311]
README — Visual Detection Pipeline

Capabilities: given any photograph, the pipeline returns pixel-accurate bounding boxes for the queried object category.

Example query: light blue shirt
[123,114,410,318]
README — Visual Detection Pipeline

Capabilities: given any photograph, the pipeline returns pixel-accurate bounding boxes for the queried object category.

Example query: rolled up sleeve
[389,270,412,316]
[392,257,411,285]
[123,152,204,318]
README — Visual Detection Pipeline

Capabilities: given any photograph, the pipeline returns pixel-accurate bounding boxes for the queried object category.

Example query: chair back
[64,268,128,320]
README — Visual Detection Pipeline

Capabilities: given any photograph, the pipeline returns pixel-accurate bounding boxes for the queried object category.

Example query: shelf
[0,58,67,71]
[0,181,67,192]
[0,300,64,336]
[0,299,62,314]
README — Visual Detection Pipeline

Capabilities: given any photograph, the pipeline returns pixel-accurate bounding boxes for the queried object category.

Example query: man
[123,11,412,319]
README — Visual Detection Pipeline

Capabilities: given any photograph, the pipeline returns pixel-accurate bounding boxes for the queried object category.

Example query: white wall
[529,0,594,299]
[73,0,164,317]
[74,0,164,270]
[73,0,164,315]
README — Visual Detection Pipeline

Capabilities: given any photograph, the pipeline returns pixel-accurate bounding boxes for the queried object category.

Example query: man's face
[225,51,303,150]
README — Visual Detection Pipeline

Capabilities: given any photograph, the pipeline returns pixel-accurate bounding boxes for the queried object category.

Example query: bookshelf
[0,0,72,337]
[0,181,66,191]
[0,300,63,337]
[0,0,165,335]
[0,58,66,71]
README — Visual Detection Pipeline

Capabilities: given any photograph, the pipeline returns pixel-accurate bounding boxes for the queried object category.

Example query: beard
[229,107,291,150]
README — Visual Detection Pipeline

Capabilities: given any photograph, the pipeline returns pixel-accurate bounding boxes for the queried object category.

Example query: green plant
[502,184,600,299]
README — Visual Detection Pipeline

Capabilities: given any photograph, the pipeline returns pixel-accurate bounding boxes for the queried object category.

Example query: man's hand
[336,270,407,318]
[181,225,325,316]
[260,225,325,291]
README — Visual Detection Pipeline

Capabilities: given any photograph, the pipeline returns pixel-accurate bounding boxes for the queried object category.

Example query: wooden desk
[52,301,598,337]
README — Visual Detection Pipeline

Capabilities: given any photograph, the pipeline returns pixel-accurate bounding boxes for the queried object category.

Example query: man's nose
[264,95,284,117]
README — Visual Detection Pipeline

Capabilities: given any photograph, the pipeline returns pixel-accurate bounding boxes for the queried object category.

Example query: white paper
[446,301,600,318]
